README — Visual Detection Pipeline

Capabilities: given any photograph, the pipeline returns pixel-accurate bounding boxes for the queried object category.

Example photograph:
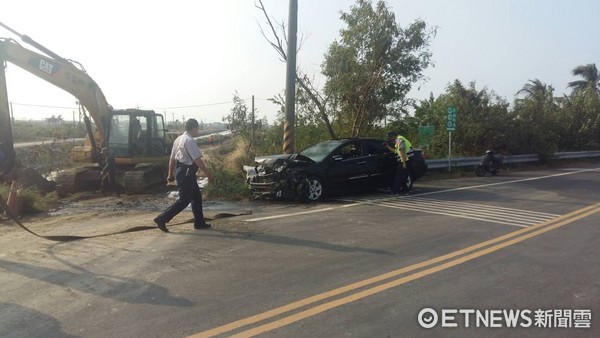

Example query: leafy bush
[16,189,58,214]
[203,163,250,200]
[0,185,57,215]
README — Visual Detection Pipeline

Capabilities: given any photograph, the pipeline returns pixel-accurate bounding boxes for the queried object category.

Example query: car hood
[242,153,315,179]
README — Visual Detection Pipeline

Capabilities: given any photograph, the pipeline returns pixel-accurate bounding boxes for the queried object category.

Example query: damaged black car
[244,138,427,202]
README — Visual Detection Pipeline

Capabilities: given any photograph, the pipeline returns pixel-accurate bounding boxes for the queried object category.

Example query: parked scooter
[475,150,503,176]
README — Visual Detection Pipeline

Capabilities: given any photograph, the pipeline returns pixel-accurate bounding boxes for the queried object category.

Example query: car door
[362,139,397,187]
[326,141,378,190]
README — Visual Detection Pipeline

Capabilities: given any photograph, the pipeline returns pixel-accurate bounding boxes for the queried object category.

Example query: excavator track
[56,164,166,196]
[119,164,166,194]
[55,167,102,196]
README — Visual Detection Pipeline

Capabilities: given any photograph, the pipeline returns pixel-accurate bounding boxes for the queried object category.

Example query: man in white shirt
[154,119,214,232]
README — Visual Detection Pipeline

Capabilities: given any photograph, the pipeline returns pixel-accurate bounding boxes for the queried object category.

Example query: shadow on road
[0,302,78,338]
[0,259,193,307]
[200,229,395,256]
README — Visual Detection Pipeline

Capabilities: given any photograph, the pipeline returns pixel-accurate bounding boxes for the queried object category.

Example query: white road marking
[245,205,355,222]
[415,168,600,197]
[244,168,598,223]
[374,198,558,227]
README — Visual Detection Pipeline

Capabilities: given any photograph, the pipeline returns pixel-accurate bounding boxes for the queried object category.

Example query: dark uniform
[154,129,209,231]
[385,132,414,195]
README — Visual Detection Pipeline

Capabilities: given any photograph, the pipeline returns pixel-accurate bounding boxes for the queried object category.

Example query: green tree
[411,94,448,156]
[448,81,511,156]
[259,90,330,155]
[564,94,600,150]
[567,63,600,95]
[223,92,250,137]
[566,64,600,149]
[411,81,511,158]
[516,79,553,103]
[513,79,560,157]
[322,0,435,137]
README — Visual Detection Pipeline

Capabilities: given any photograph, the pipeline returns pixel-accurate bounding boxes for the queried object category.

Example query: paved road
[0,165,598,337]
[13,138,85,148]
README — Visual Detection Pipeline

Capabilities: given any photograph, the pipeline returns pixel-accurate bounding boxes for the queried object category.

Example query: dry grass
[222,137,256,173]
[203,136,255,200]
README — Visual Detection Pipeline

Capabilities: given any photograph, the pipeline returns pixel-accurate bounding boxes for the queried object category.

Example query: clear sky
[2,0,599,124]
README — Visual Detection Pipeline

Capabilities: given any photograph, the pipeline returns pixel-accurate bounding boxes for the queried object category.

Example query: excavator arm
[1,22,171,195]
[0,37,110,142]
[0,47,56,192]
[0,60,16,178]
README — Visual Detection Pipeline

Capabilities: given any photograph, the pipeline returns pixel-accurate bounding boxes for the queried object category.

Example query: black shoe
[154,217,169,233]
[194,222,211,229]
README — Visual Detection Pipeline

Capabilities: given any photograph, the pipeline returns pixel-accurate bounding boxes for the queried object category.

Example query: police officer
[385,131,414,195]
[100,147,121,197]
[154,119,214,232]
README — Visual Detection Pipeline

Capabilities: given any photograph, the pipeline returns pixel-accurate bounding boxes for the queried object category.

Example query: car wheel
[304,176,324,202]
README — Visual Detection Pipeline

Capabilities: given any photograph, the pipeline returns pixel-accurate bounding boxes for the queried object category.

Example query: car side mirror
[332,155,343,162]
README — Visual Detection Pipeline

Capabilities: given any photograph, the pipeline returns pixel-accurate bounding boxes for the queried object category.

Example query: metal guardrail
[427,151,600,170]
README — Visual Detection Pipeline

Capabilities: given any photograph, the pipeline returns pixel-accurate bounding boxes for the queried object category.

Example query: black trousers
[392,160,413,194]
[101,172,121,196]
[157,165,205,226]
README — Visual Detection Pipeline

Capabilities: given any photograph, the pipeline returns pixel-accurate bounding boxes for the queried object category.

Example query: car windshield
[299,140,343,162]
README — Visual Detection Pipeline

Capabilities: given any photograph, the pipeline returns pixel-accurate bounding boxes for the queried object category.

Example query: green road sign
[419,125,434,147]
[447,106,457,131]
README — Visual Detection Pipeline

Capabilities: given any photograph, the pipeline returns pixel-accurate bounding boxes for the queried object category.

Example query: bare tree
[255,0,336,138]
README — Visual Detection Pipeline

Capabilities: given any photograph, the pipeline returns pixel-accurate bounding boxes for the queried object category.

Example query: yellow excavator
[0,22,175,194]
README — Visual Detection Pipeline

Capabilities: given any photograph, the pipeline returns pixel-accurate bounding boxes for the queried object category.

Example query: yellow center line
[190,203,600,338]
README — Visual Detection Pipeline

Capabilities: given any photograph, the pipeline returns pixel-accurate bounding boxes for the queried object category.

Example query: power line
[152,100,236,110]
[151,97,270,110]
[11,97,271,111]
[11,102,77,109]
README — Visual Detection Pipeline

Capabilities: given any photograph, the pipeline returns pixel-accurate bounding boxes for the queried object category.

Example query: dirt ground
[3,159,596,259]
[0,191,262,260]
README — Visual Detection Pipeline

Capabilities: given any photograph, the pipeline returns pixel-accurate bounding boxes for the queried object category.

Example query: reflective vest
[395,135,413,156]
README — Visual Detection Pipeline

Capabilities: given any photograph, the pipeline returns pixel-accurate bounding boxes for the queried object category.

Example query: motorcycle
[475,150,503,176]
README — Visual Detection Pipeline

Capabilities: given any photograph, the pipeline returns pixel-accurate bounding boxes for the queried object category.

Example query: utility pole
[283,0,298,154]
[251,95,255,145]
[72,110,76,143]
[10,101,14,127]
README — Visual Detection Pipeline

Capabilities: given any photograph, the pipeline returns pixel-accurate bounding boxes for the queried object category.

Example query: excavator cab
[106,110,167,159]
[53,109,170,195]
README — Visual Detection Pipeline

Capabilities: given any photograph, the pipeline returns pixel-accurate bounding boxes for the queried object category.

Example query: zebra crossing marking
[334,194,559,228]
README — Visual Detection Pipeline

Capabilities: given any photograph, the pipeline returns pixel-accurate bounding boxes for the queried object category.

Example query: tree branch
[255,0,335,138]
